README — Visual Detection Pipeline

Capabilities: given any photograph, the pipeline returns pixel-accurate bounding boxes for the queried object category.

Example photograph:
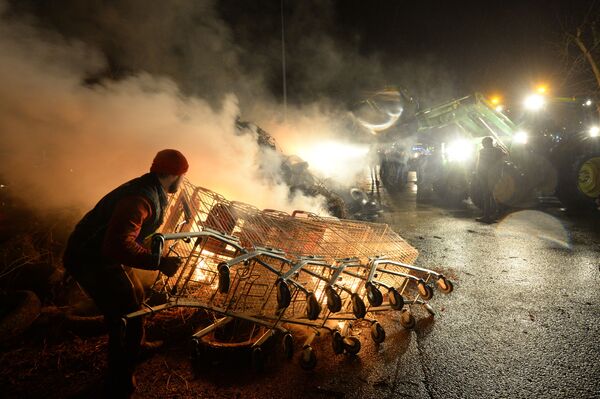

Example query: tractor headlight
[523,94,545,111]
[445,139,473,162]
[513,130,529,144]
[590,126,599,138]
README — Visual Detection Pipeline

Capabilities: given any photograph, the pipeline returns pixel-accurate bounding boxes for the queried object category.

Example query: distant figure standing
[475,137,506,223]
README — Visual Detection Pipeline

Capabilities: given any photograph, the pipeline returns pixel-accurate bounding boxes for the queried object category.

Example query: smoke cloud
[0,3,326,216]
[0,0,457,219]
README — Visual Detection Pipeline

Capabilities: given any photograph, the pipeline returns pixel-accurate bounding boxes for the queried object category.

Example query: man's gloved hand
[159,256,182,277]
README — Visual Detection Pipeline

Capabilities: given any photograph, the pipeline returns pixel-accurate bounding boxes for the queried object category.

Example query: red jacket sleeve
[101,195,159,270]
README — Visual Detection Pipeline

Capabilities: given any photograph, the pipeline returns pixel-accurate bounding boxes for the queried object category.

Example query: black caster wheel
[252,347,265,372]
[217,263,230,293]
[326,286,342,313]
[436,277,454,294]
[388,288,405,310]
[370,322,386,344]
[351,293,367,319]
[332,330,345,355]
[343,336,361,355]
[282,333,294,360]
[277,280,292,310]
[400,310,416,330]
[299,346,317,370]
[366,282,384,307]
[417,280,434,301]
[306,293,322,320]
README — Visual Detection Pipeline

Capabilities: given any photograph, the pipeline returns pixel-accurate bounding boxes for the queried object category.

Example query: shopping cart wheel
[343,336,361,355]
[325,286,342,313]
[332,331,345,355]
[436,277,454,294]
[400,310,416,330]
[282,333,294,360]
[299,346,317,370]
[370,322,386,344]
[388,288,404,310]
[252,347,265,372]
[276,280,292,309]
[365,282,383,307]
[217,263,230,293]
[417,280,434,301]
[306,293,322,321]
[351,293,367,319]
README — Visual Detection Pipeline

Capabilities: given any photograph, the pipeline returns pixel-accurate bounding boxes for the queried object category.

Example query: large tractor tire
[494,162,533,208]
[555,147,600,211]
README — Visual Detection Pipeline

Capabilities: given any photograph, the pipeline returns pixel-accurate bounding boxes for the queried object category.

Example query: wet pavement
[131,181,600,399]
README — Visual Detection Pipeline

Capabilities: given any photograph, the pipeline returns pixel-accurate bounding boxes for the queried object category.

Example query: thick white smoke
[0,6,326,216]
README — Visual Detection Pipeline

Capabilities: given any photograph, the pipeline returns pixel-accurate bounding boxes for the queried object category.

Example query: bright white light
[513,130,529,144]
[584,99,593,107]
[446,139,473,162]
[495,105,504,112]
[523,94,545,111]
[296,141,370,181]
[590,126,600,137]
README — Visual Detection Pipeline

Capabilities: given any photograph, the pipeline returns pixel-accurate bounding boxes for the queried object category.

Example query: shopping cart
[122,178,454,371]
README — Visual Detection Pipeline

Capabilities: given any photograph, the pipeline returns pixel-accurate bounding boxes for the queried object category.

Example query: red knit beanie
[150,149,189,175]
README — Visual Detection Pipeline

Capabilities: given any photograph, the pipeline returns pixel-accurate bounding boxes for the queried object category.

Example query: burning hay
[126,179,454,370]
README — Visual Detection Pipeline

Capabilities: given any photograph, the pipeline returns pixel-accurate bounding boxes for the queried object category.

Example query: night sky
[7,0,598,108]
[220,0,596,101]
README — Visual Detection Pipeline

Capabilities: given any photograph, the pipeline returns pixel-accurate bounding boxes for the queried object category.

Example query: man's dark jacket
[64,173,168,271]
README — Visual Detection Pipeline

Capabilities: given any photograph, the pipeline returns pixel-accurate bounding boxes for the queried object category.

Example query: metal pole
[281,0,287,122]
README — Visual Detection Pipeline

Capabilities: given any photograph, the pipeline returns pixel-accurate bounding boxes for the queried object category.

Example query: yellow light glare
[536,85,547,94]
[489,95,501,105]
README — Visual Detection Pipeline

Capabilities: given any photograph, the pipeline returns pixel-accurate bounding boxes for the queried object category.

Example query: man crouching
[63,149,188,397]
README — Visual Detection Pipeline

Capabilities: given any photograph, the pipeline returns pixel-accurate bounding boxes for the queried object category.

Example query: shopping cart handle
[263,208,289,216]
[151,234,165,267]
[291,210,317,218]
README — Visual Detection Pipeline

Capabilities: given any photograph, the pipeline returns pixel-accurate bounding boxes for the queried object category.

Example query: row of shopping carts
[124,179,454,370]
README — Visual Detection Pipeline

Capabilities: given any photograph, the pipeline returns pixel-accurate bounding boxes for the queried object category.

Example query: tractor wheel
[555,148,600,211]
[494,162,531,208]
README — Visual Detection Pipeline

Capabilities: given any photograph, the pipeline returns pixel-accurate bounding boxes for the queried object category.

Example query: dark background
[5,0,598,109]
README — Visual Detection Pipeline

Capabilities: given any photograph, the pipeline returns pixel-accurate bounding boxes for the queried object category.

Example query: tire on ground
[0,290,41,342]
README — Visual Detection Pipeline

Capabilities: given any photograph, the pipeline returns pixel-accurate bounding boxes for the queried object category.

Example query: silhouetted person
[63,149,188,397]
[475,137,505,223]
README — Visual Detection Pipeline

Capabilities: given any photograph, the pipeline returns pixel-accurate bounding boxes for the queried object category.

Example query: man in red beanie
[63,149,188,397]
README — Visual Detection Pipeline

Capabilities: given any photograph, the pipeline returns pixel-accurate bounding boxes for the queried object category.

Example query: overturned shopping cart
[124,179,454,370]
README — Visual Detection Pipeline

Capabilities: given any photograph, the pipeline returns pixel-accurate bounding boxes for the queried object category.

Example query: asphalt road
[129,182,600,399]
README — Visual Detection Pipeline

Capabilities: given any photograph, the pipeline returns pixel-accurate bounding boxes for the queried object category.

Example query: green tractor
[377,91,600,211]
[511,95,600,210]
